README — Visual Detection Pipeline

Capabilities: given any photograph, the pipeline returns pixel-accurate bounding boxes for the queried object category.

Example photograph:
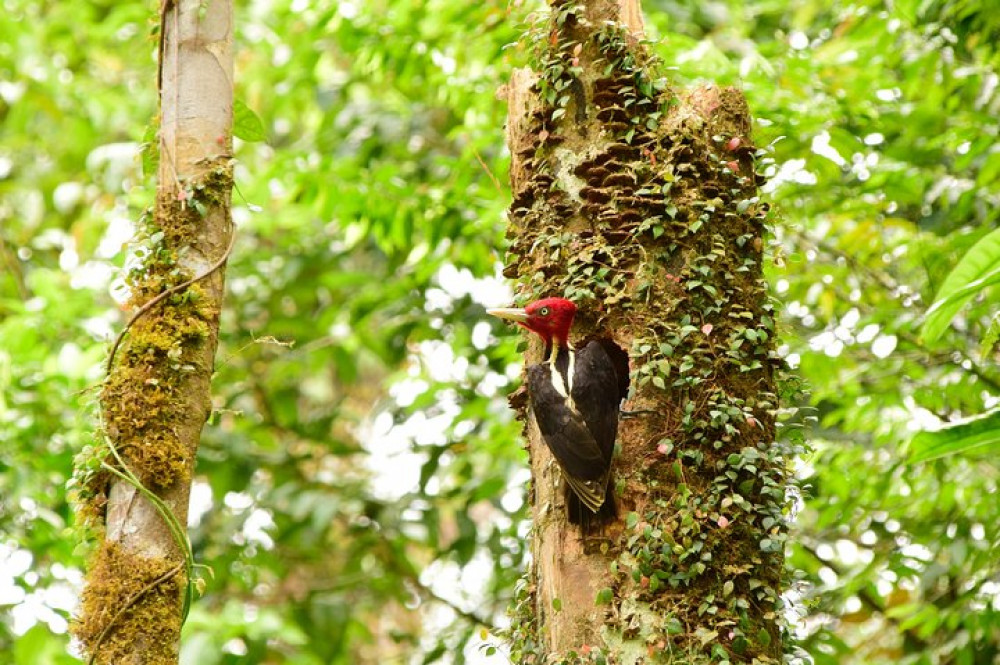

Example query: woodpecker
[488,297,625,528]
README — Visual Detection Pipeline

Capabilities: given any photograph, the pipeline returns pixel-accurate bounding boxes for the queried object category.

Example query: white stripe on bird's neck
[547,339,578,413]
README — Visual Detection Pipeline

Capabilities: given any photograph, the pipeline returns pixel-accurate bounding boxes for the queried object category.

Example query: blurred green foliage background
[1,0,998,663]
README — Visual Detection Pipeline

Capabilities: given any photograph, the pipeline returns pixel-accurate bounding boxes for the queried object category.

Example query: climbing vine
[501,2,800,662]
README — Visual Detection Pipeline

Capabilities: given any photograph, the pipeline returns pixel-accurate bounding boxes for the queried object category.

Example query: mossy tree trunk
[74,1,234,663]
[502,1,788,662]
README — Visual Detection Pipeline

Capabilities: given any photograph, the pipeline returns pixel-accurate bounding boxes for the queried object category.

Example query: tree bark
[74,1,233,663]
[502,1,786,662]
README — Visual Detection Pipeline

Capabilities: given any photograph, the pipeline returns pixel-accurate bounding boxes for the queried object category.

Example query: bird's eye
[539,307,550,316]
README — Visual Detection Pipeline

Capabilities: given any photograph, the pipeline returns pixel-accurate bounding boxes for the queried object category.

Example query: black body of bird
[488,298,627,530]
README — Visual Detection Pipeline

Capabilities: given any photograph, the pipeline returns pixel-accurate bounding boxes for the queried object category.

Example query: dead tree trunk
[502,1,786,662]
[74,1,234,663]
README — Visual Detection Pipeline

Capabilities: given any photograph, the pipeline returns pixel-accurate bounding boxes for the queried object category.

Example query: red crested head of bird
[487,297,577,347]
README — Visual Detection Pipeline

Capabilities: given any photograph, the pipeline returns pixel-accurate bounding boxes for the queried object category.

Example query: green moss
[97,308,200,490]
[72,542,184,665]
[74,161,230,503]
[72,159,232,662]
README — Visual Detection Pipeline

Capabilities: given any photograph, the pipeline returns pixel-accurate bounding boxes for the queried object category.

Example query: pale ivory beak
[486,307,529,323]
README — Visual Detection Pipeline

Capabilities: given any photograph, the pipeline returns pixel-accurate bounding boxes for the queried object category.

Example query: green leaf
[908,409,1000,463]
[922,228,1000,345]
[595,587,614,605]
[141,122,159,177]
[980,312,1000,358]
[421,643,447,664]
[233,99,266,142]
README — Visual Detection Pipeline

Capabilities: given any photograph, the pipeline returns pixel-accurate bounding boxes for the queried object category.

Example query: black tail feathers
[566,482,617,532]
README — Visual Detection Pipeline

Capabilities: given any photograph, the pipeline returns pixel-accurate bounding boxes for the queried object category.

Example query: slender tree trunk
[74,1,233,663]
[503,1,786,662]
